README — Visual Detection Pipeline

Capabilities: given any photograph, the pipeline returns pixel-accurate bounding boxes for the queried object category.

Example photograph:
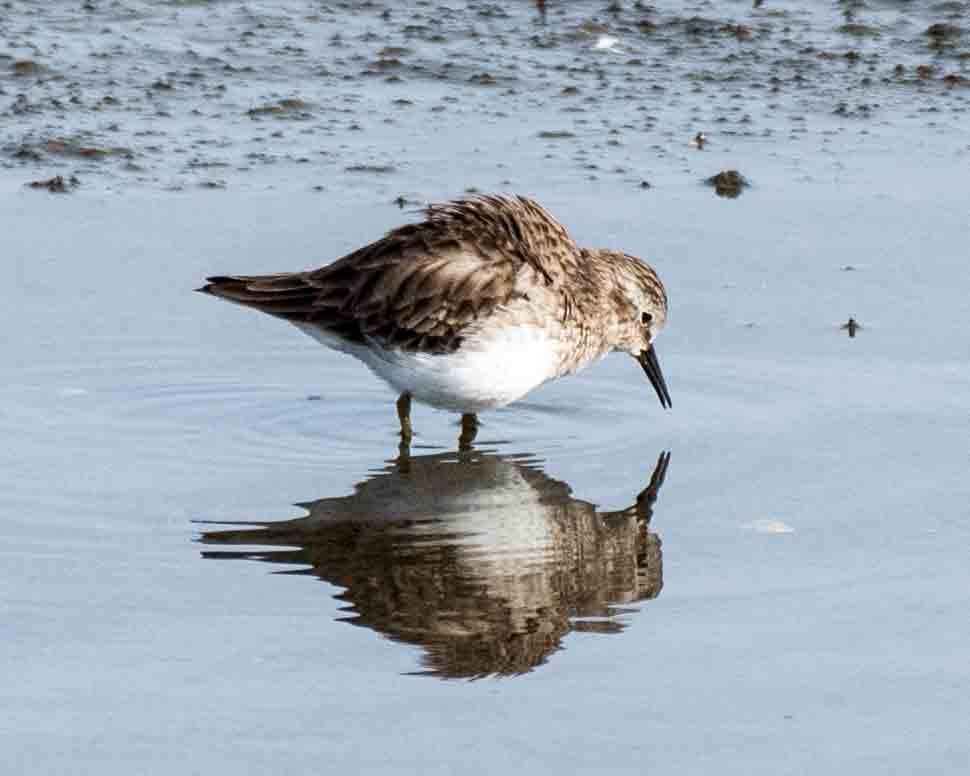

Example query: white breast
[295,321,559,412]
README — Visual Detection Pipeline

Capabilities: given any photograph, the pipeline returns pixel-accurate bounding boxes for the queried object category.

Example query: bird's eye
[641,312,652,326]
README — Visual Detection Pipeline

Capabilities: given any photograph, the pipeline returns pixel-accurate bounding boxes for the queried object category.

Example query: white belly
[295,322,559,412]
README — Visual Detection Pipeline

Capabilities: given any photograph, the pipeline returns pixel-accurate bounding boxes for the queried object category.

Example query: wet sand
[3,2,970,774]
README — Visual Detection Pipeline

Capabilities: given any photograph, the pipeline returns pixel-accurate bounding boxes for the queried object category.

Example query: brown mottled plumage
[198,195,670,440]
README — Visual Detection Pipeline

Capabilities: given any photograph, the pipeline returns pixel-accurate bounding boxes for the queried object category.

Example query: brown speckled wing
[198,196,578,353]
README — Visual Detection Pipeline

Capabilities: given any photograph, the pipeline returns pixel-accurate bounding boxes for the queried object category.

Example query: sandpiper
[198,195,670,445]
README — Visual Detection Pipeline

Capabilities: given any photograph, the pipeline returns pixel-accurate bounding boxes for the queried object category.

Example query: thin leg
[396,436,411,469]
[396,392,413,443]
[458,413,479,451]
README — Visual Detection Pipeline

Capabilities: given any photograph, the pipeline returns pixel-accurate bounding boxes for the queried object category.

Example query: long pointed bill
[638,345,672,409]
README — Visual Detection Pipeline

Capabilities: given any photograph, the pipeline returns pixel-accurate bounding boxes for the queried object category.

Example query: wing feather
[197,195,579,353]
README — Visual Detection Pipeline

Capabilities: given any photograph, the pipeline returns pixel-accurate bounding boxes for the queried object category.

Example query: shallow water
[3,1,970,774]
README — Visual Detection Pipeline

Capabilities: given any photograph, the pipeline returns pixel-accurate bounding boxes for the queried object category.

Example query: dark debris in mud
[926,23,963,41]
[840,317,862,338]
[26,174,80,193]
[345,164,397,175]
[11,59,52,77]
[705,170,749,198]
[245,99,314,119]
[41,140,132,159]
[7,138,132,163]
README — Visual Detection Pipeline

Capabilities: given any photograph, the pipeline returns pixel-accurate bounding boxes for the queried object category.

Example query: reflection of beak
[635,451,671,523]
[637,346,672,409]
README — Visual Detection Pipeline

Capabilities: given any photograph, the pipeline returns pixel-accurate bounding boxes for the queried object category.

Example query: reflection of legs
[458,413,479,451]
[396,393,413,443]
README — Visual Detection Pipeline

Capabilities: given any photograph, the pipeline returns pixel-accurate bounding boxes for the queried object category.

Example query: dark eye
[641,312,652,326]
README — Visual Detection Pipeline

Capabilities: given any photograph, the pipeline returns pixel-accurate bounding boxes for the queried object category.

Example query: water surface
[3,1,969,774]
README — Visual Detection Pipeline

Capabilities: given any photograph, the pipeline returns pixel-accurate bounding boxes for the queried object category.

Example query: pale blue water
[3,1,970,773]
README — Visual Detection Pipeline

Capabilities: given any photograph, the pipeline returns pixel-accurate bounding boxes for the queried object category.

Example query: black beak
[637,346,672,409]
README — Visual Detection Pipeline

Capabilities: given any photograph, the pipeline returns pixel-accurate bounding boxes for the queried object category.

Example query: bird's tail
[196,273,320,320]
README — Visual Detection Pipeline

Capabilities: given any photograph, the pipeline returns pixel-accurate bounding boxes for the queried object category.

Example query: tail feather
[196,273,322,321]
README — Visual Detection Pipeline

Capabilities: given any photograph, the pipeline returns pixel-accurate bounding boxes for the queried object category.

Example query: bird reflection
[199,449,671,679]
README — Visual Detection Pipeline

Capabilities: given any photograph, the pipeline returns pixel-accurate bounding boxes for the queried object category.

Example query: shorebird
[198,195,670,445]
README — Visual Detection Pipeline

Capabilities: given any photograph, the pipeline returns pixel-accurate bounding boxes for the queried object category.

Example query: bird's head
[598,251,671,409]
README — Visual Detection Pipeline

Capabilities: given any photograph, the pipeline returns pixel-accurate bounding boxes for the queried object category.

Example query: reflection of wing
[199,449,671,679]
